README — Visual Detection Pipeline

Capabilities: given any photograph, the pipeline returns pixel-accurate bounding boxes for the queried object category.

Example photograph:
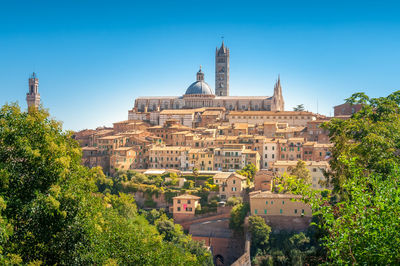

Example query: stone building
[213,172,248,200]
[26,72,41,110]
[334,102,362,116]
[250,191,312,231]
[172,194,201,222]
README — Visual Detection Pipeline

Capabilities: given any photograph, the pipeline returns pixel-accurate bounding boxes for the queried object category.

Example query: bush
[226,196,243,206]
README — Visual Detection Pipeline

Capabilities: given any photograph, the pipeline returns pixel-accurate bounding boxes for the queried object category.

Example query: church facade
[130,42,284,117]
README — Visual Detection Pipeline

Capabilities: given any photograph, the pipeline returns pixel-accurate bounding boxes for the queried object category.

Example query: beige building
[110,147,136,175]
[172,194,201,222]
[272,160,330,190]
[250,191,312,231]
[250,191,311,217]
[214,172,248,200]
[227,111,319,127]
[262,138,278,169]
[148,145,190,170]
[187,148,214,171]
[278,137,305,161]
[214,144,246,171]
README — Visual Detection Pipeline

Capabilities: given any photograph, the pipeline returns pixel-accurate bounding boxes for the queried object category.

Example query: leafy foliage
[0,103,211,265]
[237,163,257,181]
[293,104,305,111]
[282,91,400,264]
[288,160,311,185]
[248,216,271,256]
[229,202,250,232]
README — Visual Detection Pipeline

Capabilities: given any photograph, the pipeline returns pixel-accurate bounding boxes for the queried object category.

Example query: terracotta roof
[228,111,317,116]
[250,191,303,199]
[82,147,98,151]
[98,135,124,140]
[115,147,135,151]
[229,173,247,180]
[173,194,201,200]
[273,160,329,167]
[202,111,221,116]
[213,172,233,179]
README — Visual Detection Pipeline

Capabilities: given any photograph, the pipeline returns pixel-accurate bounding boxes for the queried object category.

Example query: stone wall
[231,232,251,266]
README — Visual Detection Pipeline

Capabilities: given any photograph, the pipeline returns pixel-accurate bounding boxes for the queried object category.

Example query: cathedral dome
[184,67,213,95]
[185,81,213,95]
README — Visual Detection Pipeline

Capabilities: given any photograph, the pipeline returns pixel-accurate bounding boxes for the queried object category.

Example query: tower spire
[215,40,230,96]
[273,75,284,111]
[26,72,41,111]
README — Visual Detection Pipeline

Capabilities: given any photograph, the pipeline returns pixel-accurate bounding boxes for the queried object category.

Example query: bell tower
[215,41,229,96]
[26,72,40,110]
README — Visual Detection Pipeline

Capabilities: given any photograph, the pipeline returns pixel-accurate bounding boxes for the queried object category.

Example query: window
[282,200,285,205]
[177,207,181,211]
[302,209,305,214]
[233,180,236,184]
[271,201,274,204]
[294,209,298,214]
[265,201,268,205]
[255,209,258,214]
[264,209,267,214]
[188,200,191,204]
[177,200,181,204]
[280,209,283,214]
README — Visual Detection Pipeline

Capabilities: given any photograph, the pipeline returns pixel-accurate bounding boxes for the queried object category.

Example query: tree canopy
[293,104,305,111]
[283,91,400,264]
[0,103,212,265]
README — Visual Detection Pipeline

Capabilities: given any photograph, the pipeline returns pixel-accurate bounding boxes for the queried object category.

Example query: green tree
[288,160,312,185]
[229,203,250,232]
[237,163,257,181]
[192,168,199,186]
[293,104,305,111]
[282,91,400,264]
[248,216,271,256]
[0,103,212,265]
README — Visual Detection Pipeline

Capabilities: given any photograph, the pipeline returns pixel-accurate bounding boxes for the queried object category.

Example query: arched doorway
[214,254,224,265]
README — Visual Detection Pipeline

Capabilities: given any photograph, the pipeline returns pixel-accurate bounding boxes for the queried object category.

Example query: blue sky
[1,0,399,131]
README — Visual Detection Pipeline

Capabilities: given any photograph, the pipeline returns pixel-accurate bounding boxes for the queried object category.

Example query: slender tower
[26,72,40,110]
[273,75,284,111]
[215,41,230,96]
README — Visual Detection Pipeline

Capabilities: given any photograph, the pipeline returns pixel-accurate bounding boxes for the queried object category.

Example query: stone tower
[215,41,230,96]
[273,76,284,111]
[26,72,40,110]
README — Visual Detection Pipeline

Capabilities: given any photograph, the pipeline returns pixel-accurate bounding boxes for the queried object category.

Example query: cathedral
[131,42,284,114]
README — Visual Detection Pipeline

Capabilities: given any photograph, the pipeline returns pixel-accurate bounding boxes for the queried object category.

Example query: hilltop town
[66,42,362,264]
